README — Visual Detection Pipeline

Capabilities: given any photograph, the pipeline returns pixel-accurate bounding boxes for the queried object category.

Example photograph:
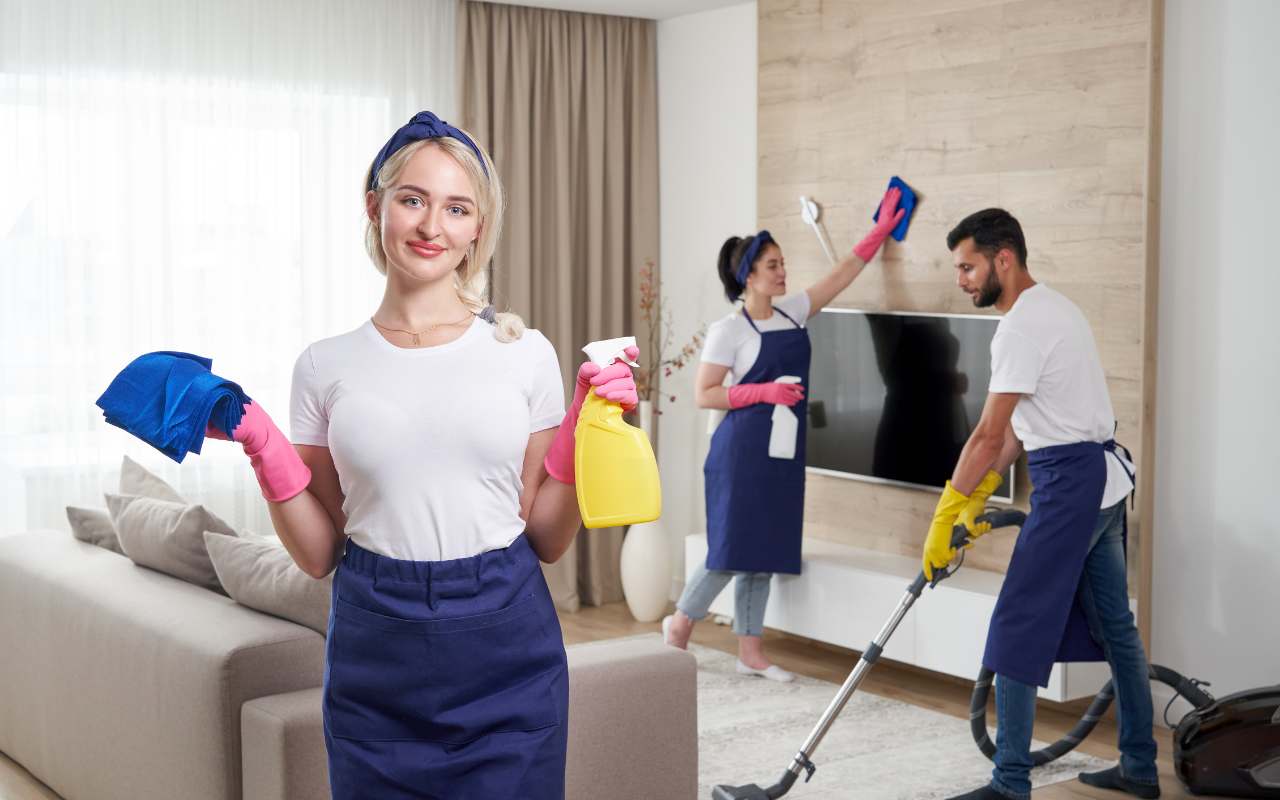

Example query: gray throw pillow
[106,494,238,592]
[204,532,332,635]
[66,507,125,555]
[119,455,186,503]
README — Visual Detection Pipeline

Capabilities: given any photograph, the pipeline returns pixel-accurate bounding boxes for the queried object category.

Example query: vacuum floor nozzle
[711,785,772,800]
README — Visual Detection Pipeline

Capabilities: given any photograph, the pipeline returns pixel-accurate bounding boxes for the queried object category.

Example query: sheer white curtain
[0,0,457,535]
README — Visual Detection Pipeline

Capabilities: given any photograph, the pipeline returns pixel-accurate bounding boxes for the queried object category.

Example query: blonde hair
[363,133,526,342]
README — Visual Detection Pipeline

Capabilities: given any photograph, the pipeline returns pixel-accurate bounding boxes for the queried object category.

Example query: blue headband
[367,111,488,191]
[735,230,775,287]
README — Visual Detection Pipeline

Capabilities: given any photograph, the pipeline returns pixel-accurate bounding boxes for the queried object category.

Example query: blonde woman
[206,112,638,798]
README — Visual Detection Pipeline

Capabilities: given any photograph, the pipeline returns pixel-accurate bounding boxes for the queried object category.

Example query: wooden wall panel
[758,0,1157,587]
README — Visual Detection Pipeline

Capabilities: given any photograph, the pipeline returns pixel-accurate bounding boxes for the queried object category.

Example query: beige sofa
[0,531,698,800]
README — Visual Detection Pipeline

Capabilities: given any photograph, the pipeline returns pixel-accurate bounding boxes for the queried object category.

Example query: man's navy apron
[983,440,1132,687]
[323,534,569,799]
[704,306,811,576]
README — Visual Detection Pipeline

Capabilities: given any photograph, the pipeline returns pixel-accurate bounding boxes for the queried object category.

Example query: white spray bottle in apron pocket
[767,375,802,460]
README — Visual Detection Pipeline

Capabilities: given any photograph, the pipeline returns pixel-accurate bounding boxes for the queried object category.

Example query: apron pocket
[326,592,563,743]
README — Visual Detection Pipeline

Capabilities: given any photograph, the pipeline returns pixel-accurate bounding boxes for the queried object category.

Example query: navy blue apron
[983,440,1131,687]
[323,534,569,799]
[704,306,811,575]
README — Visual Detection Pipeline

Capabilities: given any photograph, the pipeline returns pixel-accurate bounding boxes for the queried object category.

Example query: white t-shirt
[290,318,565,561]
[989,284,1134,508]
[701,292,811,383]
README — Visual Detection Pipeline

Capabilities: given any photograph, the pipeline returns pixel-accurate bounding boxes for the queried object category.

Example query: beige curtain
[458,2,659,611]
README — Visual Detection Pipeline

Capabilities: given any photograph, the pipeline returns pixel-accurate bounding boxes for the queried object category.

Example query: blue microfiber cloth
[872,175,918,242]
[96,351,251,463]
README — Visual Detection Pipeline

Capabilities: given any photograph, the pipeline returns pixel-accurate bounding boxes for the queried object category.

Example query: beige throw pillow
[66,507,125,555]
[204,532,332,635]
[107,494,238,592]
[118,455,186,503]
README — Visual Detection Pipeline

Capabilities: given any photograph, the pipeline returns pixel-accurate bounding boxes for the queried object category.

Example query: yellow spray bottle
[575,337,662,529]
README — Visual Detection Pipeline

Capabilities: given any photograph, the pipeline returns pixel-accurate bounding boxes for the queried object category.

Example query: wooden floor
[1,601,1198,800]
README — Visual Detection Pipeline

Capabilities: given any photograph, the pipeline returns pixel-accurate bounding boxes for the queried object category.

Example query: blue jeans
[991,502,1158,800]
[677,563,772,637]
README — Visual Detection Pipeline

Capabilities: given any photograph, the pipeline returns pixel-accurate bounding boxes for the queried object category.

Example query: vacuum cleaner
[968,657,1280,798]
[711,510,1280,800]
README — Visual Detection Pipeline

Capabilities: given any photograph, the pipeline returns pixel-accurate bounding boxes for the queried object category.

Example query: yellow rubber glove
[922,482,970,581]
[957,470,1004,548]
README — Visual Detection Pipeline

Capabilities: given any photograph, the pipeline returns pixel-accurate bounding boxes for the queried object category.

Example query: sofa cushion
[241,688,329,800]
[107,493,238,592]
[66,506,125,554]
[205,532,332,635]
[564,636,699,799]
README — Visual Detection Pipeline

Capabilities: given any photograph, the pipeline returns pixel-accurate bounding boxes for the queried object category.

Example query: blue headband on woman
[735,230,775,287]
[367,111,488,191]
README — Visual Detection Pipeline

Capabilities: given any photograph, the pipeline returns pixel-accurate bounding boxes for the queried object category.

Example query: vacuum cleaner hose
[969,664,1215,765]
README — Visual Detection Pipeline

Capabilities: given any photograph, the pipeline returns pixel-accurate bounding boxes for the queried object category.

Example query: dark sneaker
[946,785,1014,800]
[1079,766,1161,799]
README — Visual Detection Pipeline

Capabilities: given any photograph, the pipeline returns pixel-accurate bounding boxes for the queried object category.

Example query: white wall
[656,2,757,598]
[1153,0,1280,708]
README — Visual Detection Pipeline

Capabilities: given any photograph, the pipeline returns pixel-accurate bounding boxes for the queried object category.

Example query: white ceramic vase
[620,400,670,622]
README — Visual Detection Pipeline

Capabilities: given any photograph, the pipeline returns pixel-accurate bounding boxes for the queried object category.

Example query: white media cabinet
[685,533,1120,702]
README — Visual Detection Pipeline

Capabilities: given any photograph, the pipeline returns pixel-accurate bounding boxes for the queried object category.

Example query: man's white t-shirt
[701,292,811,382]
[290,318,565,562]
[988,284,1134,507]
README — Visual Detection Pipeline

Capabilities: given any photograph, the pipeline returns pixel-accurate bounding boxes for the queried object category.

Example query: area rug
[687,642,1109,799]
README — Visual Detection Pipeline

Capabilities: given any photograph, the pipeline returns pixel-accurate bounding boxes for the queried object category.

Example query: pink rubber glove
[852,186,906,262]
[544,345,640,485]
[206,401,312,503]
[727,381,805,409]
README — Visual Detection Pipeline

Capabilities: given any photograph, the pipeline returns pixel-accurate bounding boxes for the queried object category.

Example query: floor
[0,601,1199,800]
[561,602,1197,800]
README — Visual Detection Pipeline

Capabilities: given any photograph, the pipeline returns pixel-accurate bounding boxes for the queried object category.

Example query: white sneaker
[661,615,675,646]
[736,659,795,683]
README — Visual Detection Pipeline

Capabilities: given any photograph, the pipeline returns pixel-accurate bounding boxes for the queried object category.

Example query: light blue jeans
[991,501,1158,800]
[676,564,772,637]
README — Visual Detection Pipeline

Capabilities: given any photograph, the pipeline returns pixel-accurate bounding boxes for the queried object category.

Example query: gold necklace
[371,313,474,346]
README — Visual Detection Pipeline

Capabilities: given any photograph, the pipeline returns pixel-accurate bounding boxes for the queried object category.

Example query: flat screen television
[804,308,1014,502]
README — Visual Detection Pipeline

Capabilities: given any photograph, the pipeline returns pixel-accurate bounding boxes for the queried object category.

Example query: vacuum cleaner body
[1174,684,1280,798]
